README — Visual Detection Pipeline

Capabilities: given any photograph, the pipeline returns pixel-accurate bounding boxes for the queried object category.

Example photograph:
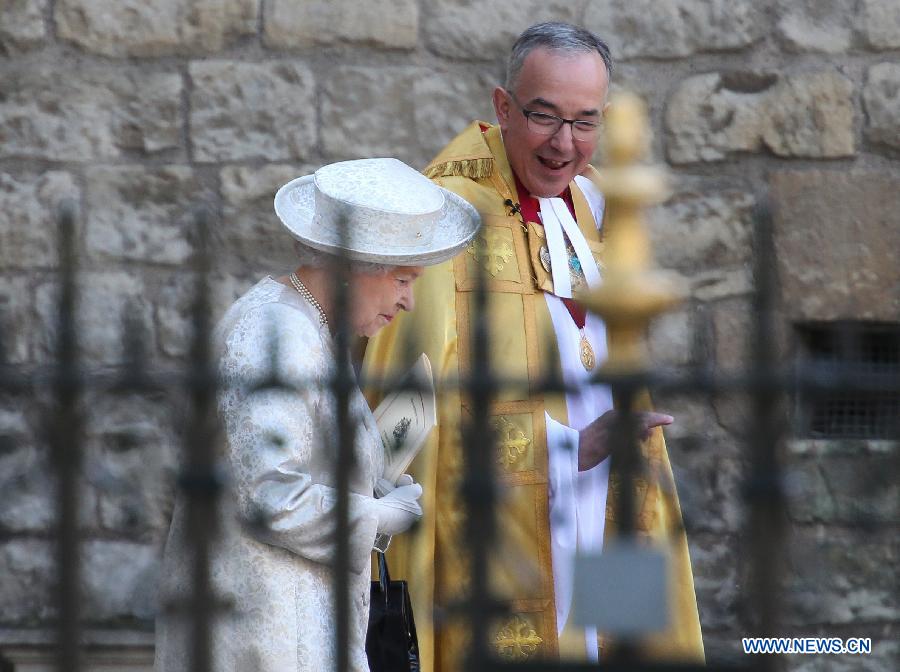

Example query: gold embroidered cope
[363,121,705,671]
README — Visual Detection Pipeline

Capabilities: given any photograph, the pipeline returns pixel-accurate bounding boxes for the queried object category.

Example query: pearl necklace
[289,272,329,328]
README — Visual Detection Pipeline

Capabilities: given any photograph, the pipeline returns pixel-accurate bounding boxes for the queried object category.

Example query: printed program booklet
[372,353,437,485]
[371,353,436,553]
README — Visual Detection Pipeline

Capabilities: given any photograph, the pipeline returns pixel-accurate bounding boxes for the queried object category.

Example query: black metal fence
[0,198,897,672]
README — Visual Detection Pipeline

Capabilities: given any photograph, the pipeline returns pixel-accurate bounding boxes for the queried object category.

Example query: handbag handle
[377,551,391,604]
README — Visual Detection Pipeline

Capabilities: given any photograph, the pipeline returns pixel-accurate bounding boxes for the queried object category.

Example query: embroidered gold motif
[424,157,493,180]
[468,230,514,277]
[605,474,651,525]
[492,416,531,469]
[539,245,551,272]
[494,615,543,660]
[579,332,596,370]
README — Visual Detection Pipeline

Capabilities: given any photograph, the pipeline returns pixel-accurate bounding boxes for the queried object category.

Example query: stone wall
[1,1,897,670]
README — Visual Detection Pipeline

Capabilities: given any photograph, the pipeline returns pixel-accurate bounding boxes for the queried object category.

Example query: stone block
[775,0,854,53]
[785,529,898,625]
[786,447,898,525]
[217,164,313,274]
[0,406,28,449]
[863,63,900,150]
[665,72,764,164]
[81,541,160,622]
[413,68,500,162]
[0,418,99,534]
[265,0,417,49]
[651,393,729,444]
[702,635,747,666]
[1,392,102,537]
[0,401,79,534]
[647,307,691,368]
[669,438,745,534]
[0,171,79,269]
[56,0,257,56]
[771,170,900,322]
[34,271,155,365]
[190,61,316,162]
[603,68,668,163]
[689,268,754,302]
[322,65,501,166]
[83,165,209,266]
[321,66,421,162]
[711,297,753,373]
[0,541,55,624]
[83,394,179,540]
[788,638,899,672]
[709,296,754,435]
[424,0,581,61]
[0,640,155,670]
[154,271,259,360]
[0,275,32,363]
[0,444,55,533]
[861,0,900,49]
[688,533,741,630]
[585,0,761,60]
[0,65,182,161]
[762,70,855,158]
[153,274,196,361]
[0,0,47,54]
[666,70,854,164]
[650,190,755,273]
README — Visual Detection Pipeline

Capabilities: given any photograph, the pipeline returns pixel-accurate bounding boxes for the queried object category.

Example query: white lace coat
[155,277,383,672]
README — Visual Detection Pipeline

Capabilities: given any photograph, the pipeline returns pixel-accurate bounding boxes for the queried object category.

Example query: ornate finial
[580,92,684,372]
[604,91,651,166]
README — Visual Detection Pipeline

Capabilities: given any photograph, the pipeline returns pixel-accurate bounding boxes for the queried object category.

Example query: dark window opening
[794,322,900,439]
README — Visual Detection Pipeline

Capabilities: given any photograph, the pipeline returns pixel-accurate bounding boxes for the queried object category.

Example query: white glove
[374,473,415,498]
[372,482,423,536]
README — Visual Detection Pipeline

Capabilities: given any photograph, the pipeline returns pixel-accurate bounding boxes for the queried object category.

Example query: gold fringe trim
[424,157,493,180]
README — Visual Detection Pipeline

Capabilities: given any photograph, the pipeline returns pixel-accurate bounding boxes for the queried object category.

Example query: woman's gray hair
[292,240,392,275]
[505,22,613,91]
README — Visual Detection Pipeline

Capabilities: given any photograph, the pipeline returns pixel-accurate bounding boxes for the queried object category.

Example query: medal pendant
[579,332,595,371]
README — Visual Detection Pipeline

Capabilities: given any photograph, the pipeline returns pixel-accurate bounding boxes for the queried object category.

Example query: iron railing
[0,97,897,672]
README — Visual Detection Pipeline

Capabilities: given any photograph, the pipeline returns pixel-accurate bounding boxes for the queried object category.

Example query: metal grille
[1,111,897,672]
[796,323,900,439]
[1,206,771,672]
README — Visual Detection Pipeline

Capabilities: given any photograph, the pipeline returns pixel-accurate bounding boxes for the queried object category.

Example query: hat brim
[274,174,481,267]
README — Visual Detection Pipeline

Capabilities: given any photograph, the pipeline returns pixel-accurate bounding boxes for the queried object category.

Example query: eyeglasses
[508,92,601,142]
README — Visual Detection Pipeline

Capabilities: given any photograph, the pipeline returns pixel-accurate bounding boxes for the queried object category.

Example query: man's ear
[492,86,511,129]
[602,100,611,118]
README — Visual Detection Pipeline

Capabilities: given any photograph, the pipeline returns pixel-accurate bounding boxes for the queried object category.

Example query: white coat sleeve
[219,303,380,575]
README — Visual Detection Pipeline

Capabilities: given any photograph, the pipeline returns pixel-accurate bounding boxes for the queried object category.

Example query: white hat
[274,158,481,266]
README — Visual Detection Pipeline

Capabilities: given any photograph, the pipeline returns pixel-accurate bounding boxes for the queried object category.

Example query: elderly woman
[155,158,480,671]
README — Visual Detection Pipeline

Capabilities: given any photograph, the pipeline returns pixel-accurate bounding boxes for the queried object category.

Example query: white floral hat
[274,158,481,266]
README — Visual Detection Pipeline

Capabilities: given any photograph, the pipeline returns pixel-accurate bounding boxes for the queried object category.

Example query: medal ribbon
[513,176,597,328]
[538,196,603,295]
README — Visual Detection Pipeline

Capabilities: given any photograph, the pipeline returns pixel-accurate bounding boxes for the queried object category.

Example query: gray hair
[292,240,391,275]
[505,22,613,91]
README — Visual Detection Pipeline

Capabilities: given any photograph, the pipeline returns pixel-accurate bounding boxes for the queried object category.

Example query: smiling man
[363,22,704,670]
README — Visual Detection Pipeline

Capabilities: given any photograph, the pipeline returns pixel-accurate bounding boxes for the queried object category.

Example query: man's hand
[577,410,674,472]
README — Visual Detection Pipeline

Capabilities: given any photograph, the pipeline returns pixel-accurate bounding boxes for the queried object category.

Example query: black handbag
[366,551,420,672]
